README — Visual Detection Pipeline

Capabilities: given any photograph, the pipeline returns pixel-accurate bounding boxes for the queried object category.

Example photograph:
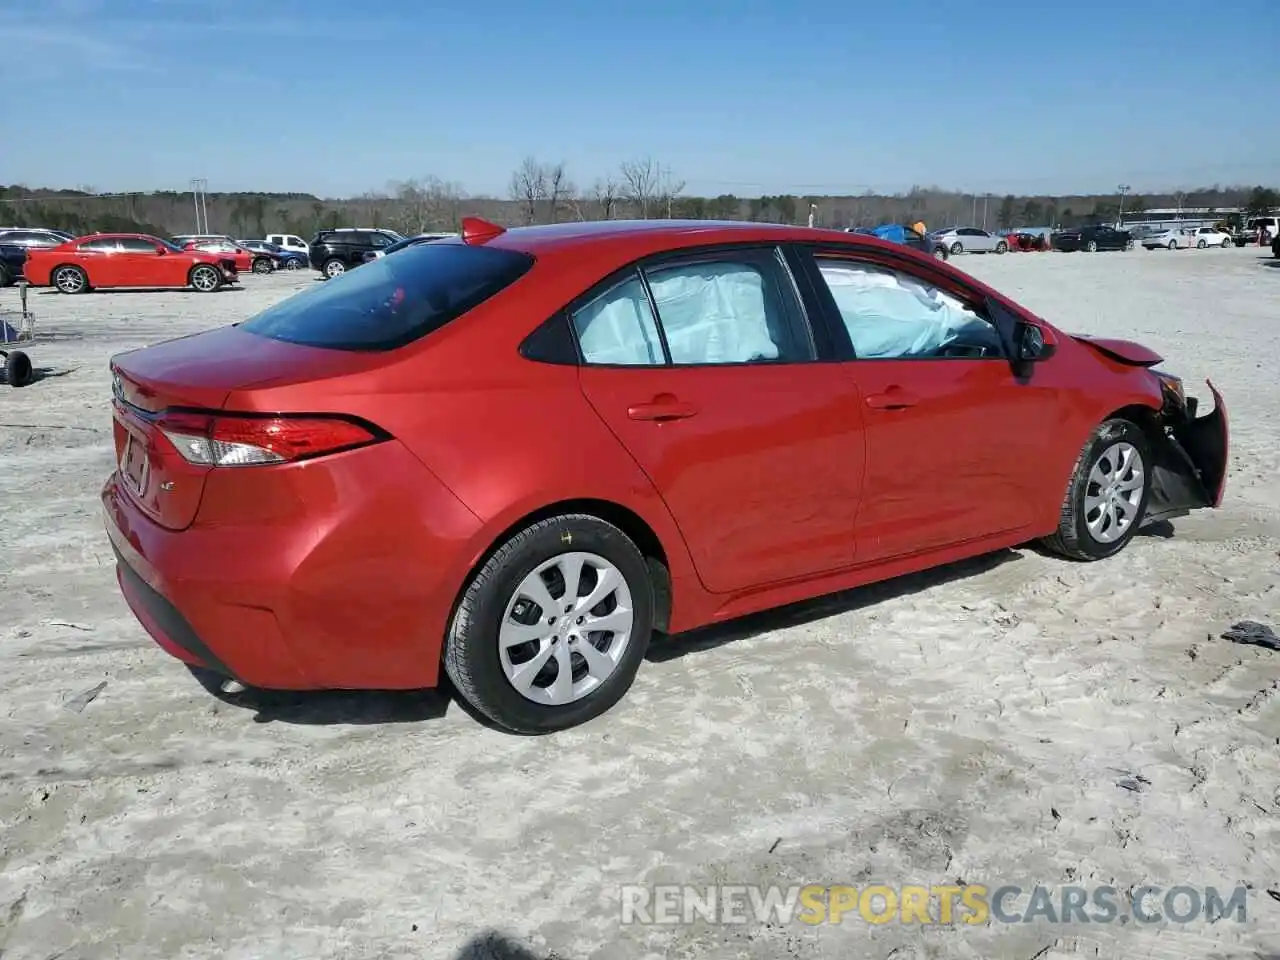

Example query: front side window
[813,258,1004,360]
[118,237,159,252]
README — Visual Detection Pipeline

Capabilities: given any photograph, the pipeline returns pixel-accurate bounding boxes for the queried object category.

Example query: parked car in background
[1006,231,1049,252]
[180,238,276,274]
[1051,224,1134,253]
[1141,228,1195,250]
[0,228,75,248]
[1246,217,1279,245]
[1273,233,1280,258]
[103,217,1227,733]
[24,233,238,293]
[241,240,307,270]
[363,232,458,262]
[0,242,28,286]
[928,226,1007,255]
[265,233,310,257]
[308,227,405,277]
[1187,227,1233,249]
[845,224,949,260]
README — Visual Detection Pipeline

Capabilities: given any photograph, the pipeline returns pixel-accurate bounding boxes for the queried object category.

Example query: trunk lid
[109,325,385,530]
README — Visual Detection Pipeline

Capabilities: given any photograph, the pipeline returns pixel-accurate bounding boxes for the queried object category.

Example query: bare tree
[388,177,467,234]
[545,162,573,224]
[509,156,548,225]
[589,177,620,220]
[656,165,685,219]
[619,157,662,218]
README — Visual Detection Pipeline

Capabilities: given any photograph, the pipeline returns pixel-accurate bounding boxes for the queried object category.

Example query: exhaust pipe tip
[220,679,247,695]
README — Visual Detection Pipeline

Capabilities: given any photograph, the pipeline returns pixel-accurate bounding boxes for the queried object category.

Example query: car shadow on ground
[646,547,1021,663]
[450,931,559,959]
[36,287,244,295]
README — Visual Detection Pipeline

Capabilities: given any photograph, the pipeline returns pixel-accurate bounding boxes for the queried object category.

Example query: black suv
[308,229,405,278]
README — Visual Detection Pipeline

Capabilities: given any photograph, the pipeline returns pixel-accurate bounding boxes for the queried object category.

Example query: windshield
[238,242,535,351]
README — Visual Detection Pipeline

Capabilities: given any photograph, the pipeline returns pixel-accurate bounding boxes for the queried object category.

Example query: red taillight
[156,411,385,467]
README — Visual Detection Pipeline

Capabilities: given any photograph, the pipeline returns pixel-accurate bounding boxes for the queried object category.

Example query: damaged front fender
[1146,380,1229,522]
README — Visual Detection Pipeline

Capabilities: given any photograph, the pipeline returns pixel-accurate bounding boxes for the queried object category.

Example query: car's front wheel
[1041,418,1151,561]
[444,514,655,733]
[1086,240,1098,252]
[251,257,273,274]
[950,241,963,255]
[995,240,1008,254]
[189,264,222,292]
[1197,239,1207,249]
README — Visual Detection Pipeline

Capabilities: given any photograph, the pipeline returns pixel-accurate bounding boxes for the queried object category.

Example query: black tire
[444,514,655,734]
[0,263,11,287]
[189,264,222,292]
[53,264,88,294]
[950,241,963,255]
[933,246,948,260]
[995,240,1008,254]
[251,256,273,274]
[3,350,32,387]
[1040,418,1152,561]
[1197,239,1206,249]
[284,258,302,271]
[1168,241,1176,250]
[1086,240,1098,252]
[322,258,346,279]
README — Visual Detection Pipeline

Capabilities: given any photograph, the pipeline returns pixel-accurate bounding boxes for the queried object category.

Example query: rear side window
[239,243,534,351]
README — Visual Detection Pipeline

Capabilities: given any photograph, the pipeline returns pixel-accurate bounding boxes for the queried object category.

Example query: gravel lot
[1,245,1278,960]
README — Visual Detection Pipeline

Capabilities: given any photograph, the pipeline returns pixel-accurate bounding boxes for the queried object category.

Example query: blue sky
[2,0,1276,199]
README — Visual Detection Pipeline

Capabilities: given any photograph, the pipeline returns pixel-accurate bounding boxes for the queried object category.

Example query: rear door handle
[627,398,700,422]
[865,388,920,410]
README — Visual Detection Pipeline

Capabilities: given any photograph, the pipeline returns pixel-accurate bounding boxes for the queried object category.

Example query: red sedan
[181,239,276,275]
[25,233,238,294]
[103,217,1228,733]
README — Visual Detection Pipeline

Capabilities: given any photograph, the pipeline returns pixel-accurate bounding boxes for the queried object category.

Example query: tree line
[1,159,1276,239]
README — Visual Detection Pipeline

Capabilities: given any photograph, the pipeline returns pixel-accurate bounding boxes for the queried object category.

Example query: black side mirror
[1017,322,1056,362]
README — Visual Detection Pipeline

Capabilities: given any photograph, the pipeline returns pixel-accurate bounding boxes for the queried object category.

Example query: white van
[264,233,310,255]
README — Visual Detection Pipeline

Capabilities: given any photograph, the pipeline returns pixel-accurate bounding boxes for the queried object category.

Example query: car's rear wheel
[444,514,655,734]
[189,264,222,292]
[323,258,346,278]
[1197,239,1207,249]
[53,265,88,294]
[1041,418,1151,561]
[251,257,273,274]
[1086,240,1098,252]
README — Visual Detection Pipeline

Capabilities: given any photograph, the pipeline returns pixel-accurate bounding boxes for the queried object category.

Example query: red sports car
[181,238,276,275]
[25,233,238,294]
[103,217,1229,733]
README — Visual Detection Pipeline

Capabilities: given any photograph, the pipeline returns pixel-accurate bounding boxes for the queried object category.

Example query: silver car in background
[928,226,1008,255]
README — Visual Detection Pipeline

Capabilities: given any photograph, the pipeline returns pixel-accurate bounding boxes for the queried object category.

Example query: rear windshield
[238,243,534,351]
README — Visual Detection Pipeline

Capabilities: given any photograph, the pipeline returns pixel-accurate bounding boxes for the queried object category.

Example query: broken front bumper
[1146,380,1229,522]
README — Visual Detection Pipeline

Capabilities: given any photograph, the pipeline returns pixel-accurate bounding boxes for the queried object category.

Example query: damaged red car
[103,218,1229,733]
[24,233,238,293]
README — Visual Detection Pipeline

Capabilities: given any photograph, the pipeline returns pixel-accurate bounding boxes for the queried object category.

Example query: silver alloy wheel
[324,259,345,278]
[54,266,84,293]
[498,551,635,706]
[285,258,301,270]
[1086,240,1098,252]
[190,266,219,291]
[1084,441,1144,544]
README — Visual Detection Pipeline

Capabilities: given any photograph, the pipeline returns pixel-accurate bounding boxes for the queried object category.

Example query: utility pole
[982,193,989,230]
[1117,184,1130,228]
[190,178,209,233]
[971,194,977,224]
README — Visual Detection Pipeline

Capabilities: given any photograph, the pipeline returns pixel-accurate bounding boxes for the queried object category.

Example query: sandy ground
[1,245,1278,960]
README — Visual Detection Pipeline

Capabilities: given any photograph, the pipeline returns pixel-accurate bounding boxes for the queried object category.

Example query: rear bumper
[1146,380,1229,521]
[102,440,485,691]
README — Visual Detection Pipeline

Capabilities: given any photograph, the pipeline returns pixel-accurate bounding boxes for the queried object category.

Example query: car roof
[476,218,895,259]
[80,232,153,240]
